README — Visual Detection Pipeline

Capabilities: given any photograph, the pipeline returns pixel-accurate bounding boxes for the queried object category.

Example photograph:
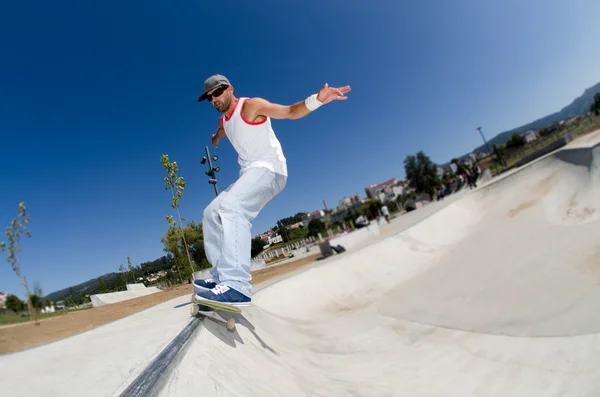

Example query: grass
[477,116,599,174]
[0,311,62,326]
[0,307,89,326]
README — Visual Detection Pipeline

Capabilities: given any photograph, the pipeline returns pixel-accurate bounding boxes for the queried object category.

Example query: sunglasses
[206,85,228,101]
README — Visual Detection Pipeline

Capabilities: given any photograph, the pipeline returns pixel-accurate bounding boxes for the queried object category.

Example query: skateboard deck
[190,294,241,330]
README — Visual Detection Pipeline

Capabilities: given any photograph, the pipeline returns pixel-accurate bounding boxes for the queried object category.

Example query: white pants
[202,166,287,297]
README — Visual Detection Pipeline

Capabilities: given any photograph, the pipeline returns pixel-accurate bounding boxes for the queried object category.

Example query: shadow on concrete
[199,311,278,355]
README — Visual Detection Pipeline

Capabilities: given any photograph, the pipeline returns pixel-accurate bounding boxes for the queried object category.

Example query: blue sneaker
[195,284,251,307]
[193,278,218,291]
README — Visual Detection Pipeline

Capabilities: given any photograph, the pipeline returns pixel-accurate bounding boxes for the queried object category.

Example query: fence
[254,236,319,262]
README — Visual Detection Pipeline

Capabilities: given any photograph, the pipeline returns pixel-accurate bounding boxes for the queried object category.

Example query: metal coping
[118,316,203,397]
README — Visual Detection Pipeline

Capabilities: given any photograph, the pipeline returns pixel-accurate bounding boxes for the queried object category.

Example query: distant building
[287,221,304,230]
[255,229,277,241]
[436,167,445,178]
[472,150,489,160]
[365,178,408,203]
[301,210,326,228]
[337,194,362,210]
[521,130,538,143]
[268,234,283,245]
[330,196,364,224]
[0,292,7,309]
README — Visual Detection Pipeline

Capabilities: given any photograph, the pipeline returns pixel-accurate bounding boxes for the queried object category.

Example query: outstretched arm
[243,83,351,121]
[211,117,227,147]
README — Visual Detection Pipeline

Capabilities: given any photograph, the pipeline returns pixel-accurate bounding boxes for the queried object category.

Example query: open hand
[317,83,351,104]
[212,132,220,148]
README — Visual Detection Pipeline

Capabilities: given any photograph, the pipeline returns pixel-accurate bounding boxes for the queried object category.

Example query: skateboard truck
[190,294,239,331]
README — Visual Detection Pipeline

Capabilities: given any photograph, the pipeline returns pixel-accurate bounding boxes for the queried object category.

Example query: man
[380,205,390,223]
[193,74,351,306]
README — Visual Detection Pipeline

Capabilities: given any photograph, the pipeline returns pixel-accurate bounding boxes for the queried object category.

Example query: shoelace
[212,285,230,295]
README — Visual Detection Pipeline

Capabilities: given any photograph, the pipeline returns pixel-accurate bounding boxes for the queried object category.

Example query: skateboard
[190,294,241,330]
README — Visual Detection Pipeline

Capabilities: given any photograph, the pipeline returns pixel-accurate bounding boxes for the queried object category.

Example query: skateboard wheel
[226,318,235,330]
[190,304,199,316]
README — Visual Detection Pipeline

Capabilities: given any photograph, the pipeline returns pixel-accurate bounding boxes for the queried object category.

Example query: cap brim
[198,92,208,102]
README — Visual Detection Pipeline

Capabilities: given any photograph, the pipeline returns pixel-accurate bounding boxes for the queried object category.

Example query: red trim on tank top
[239,98,267,125]
[241,110,268,125]
[224,98,240,122]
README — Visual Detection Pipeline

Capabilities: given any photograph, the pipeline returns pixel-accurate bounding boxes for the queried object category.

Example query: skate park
[2,129,600,396]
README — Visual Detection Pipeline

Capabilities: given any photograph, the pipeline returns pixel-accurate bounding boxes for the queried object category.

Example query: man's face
[207,85,231,113]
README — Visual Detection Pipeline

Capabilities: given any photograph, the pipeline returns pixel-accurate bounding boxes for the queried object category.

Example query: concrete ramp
[3,132,600,397]
[381,142,600,337]
[159,135,600,396]
[126,283,147,292]
[90,283,161,307]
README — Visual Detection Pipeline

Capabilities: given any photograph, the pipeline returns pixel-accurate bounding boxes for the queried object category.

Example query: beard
[213,97,231,113]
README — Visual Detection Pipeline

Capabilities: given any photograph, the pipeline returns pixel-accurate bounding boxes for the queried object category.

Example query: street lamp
[476,126,492,155]
[200,146,220,197]
[477,126,503,173]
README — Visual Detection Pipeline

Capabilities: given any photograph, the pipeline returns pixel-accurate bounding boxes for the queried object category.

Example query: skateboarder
[194,74,351,306]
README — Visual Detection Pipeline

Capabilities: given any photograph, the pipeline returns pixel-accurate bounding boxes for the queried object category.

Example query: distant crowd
[435,165,482,201]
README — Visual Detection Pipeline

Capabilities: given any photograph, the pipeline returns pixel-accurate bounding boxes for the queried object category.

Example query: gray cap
[197,74,231,102]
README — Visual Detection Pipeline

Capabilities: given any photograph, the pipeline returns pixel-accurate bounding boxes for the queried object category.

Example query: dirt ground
[0,254,321,354]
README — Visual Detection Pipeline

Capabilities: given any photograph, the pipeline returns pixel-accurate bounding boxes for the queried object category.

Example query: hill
[446,81,600,164]
[46,273,119,301]
[46,256,172,302]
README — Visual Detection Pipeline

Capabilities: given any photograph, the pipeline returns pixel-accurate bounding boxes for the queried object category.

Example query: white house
[268,234,283,245]
[0,292,7,309]
[522,130,538,143]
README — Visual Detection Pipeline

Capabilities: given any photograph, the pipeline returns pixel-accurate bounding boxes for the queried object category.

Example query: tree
[403,151,439,198]
[33,280,43,297]
[275,222,291,242]
[5,295,24,313]
[358,198,383,220]
[0,202,38,324]
[289,227,308,241]
[251,238,265,258]
[590,92,600,116]
[506,133,525,148]
[307,219,326,238]
[160,221,209,283]
[29,295,42,312]
[160,154,195,281]
[493,144,507,168]
[396,191,416,208]
[127,256,136,283]
[276,213,306,227]
[118,264,129,286]
[178,221,210,271]
[97,277,107,293]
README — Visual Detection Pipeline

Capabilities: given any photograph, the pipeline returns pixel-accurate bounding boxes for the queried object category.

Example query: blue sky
[1,0,599,298]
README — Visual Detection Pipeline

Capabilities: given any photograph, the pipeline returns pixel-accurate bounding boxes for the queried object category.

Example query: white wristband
[305,94,323,111]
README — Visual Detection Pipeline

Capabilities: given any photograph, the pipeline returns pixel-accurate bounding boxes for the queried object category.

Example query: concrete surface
[90,283,162,308]
[327,220,380,249]
[2,129,600,397]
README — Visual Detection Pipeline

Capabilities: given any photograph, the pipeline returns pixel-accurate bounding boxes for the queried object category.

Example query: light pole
[200,146,220,197]
[477,126,502,173]
[476,126,492,155]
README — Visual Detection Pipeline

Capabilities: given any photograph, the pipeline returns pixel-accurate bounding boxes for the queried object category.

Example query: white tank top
[221,97,287,176]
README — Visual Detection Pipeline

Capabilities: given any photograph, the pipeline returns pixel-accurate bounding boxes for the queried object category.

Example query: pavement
[2,129,600,397]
